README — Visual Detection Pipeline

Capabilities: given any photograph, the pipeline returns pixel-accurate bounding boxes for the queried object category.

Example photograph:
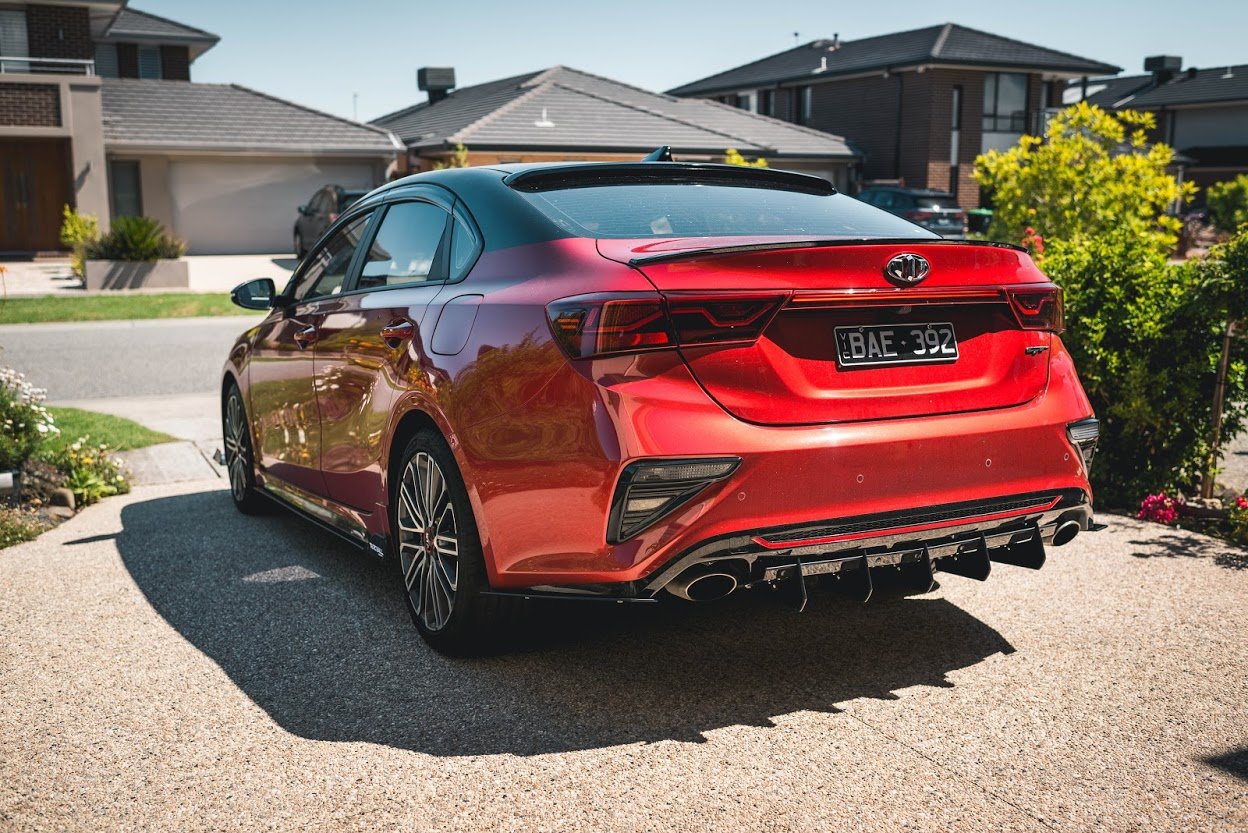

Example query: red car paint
[224,165,1094,600]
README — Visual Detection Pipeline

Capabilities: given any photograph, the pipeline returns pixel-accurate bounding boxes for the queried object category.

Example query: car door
[248,210,375,497]
[314,192,455,511]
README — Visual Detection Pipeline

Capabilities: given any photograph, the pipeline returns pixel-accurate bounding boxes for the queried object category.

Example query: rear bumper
[466,336,1094,589]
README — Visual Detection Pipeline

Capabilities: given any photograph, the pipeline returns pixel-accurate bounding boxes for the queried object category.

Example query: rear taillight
[904,210,935,221]
[546,292,787,359]
[329,212,339,222]
[1007,286,1064,333]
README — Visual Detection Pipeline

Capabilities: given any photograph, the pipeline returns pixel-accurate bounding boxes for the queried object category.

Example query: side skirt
[261,475,384,558]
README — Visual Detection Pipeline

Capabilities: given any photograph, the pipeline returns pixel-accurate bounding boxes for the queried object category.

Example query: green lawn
[0,293,266,325]
[45,407,176,452]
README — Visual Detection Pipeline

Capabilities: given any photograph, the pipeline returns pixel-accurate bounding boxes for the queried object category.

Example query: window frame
[289,209,379,303]
[982,71,1028,133]
[350,198,453,293]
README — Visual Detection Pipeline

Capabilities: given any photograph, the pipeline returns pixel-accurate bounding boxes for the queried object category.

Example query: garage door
[169,159,379,255]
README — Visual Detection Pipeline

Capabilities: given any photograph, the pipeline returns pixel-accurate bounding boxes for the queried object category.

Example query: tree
[723,148,767,168]
[974,102,1193,252]
[1206,174,1248,233]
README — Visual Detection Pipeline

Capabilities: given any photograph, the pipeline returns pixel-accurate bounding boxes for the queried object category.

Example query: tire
[223,384,268,515]
[392,429,518,655]
[293,231,305,258]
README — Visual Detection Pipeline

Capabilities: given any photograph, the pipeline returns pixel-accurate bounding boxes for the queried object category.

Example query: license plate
[834,322,958,367]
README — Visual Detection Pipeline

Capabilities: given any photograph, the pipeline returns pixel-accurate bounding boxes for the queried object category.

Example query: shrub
[58,205,100,278]
[975,102,1193,249]
[1041,231,1248,505]
[0,367,59,471]
[40,436,130,507]
[0,507,48,550]
[1229,496,1248,545]
[723,148,768,168]
[86,216,185,262]
[1138,492,1182,525]
[1206,175,1248,233]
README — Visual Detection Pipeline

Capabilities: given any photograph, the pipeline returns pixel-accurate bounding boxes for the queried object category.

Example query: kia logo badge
[884,253,930,285]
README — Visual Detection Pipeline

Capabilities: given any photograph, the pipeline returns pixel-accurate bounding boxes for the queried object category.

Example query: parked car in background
[857,186,968,238]
[294,185,370,257]
[225,160,1098,654]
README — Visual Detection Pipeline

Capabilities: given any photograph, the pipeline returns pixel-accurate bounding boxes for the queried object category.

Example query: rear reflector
[547,292,788,359]
[608,457,740,543]
[1007,285,1064,333]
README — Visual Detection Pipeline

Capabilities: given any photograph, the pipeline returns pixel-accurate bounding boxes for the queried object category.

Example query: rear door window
[357,201,450,290]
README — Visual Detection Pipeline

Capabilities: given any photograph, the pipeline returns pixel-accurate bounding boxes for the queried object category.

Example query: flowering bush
[41,436,129,506]
[1138,492,1183,525]
[1229,496,1248,545]
[0,366,59,471]
[0,507,48,549]
[1021,226,1045,256]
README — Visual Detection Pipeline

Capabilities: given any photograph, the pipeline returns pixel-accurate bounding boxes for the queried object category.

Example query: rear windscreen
[519,182,938,239]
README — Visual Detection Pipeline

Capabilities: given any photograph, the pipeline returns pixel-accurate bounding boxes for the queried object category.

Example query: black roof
[668,23,1119,97]
[1073,64,1248,110]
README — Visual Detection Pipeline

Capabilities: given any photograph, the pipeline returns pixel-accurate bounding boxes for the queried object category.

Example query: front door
[0,139,72,252]
[315,197,453,510]
[248,211,374,496]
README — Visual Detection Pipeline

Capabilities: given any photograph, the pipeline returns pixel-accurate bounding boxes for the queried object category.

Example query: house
[1,1,398,255]
[1071,56,1248,200]
[667,23,1119,208]
[371,65,860,189]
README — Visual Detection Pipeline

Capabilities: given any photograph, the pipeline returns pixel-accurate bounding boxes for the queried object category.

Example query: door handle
[293,324,319,349]
[381,319,415,348]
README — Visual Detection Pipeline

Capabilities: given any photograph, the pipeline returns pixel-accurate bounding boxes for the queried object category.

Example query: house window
[983,72,1027,132]
[949,85,962,195]
[758,89,774,116]
[94,44,118,78]
[137,45,161,79]
[0,8,29,73]
[110,160,142,218]
[790,86,812,125]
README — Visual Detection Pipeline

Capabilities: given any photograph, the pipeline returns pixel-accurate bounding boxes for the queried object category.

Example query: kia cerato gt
[223,158,1100,654]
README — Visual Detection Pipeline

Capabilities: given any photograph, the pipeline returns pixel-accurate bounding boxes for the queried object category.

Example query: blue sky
[146,0,1248,122]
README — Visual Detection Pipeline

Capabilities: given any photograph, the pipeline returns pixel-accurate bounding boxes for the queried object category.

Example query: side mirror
[230,278,277,310]
[297,204,310,216]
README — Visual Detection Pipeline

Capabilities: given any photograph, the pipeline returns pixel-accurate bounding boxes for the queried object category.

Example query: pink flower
[1138,492,1181,525]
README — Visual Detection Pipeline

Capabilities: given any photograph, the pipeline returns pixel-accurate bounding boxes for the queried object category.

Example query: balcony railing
[0,56,95,76]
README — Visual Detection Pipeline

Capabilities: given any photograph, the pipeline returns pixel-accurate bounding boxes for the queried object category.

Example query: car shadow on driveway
[118,489,1016,757]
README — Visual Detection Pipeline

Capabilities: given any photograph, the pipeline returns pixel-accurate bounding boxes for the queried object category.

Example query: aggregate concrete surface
[2,480,1245,832]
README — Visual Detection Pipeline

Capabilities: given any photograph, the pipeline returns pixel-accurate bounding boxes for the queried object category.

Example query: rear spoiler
[503,162,836,196]
[626,237,1028,267]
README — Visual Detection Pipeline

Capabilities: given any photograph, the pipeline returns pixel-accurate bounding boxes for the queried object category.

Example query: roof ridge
[667,40,825,95]
[451,72,551,144]
[226,83,396,139]
[109,6,220,41]
[930,22,953,58]
[942,22,1118,70]
[370,69,545,126]
[547,65,683,103]
[542,71,770,150]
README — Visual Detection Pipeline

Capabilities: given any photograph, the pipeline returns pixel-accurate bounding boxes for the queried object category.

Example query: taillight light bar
[1006,285,1064,333]
[546,292,789,359]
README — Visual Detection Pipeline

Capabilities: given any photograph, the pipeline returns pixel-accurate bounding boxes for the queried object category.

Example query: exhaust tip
[1051,520,1081,547]
[666,570,738,602]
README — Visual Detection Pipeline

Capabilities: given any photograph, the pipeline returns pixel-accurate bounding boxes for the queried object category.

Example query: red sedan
[223,159,1099,653]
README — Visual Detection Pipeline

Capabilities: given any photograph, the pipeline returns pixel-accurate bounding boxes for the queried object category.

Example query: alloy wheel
[224,392,250,503]
[397,451,460,632]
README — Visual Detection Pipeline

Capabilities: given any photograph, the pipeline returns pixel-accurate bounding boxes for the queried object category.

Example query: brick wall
[0,84,61,127]
[160,46,191,81]
[802,74,903,182]
[25,6,92,60]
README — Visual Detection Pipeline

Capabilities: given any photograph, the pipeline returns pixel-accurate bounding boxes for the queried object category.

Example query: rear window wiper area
[503,163,837,196]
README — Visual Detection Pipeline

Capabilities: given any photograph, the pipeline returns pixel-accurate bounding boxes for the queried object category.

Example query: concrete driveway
[1,479,1245,831]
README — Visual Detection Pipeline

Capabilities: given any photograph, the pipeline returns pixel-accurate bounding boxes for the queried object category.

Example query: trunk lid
[598,239,1053,426]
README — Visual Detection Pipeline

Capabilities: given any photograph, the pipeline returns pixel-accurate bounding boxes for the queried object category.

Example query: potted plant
[84,216,189,290]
